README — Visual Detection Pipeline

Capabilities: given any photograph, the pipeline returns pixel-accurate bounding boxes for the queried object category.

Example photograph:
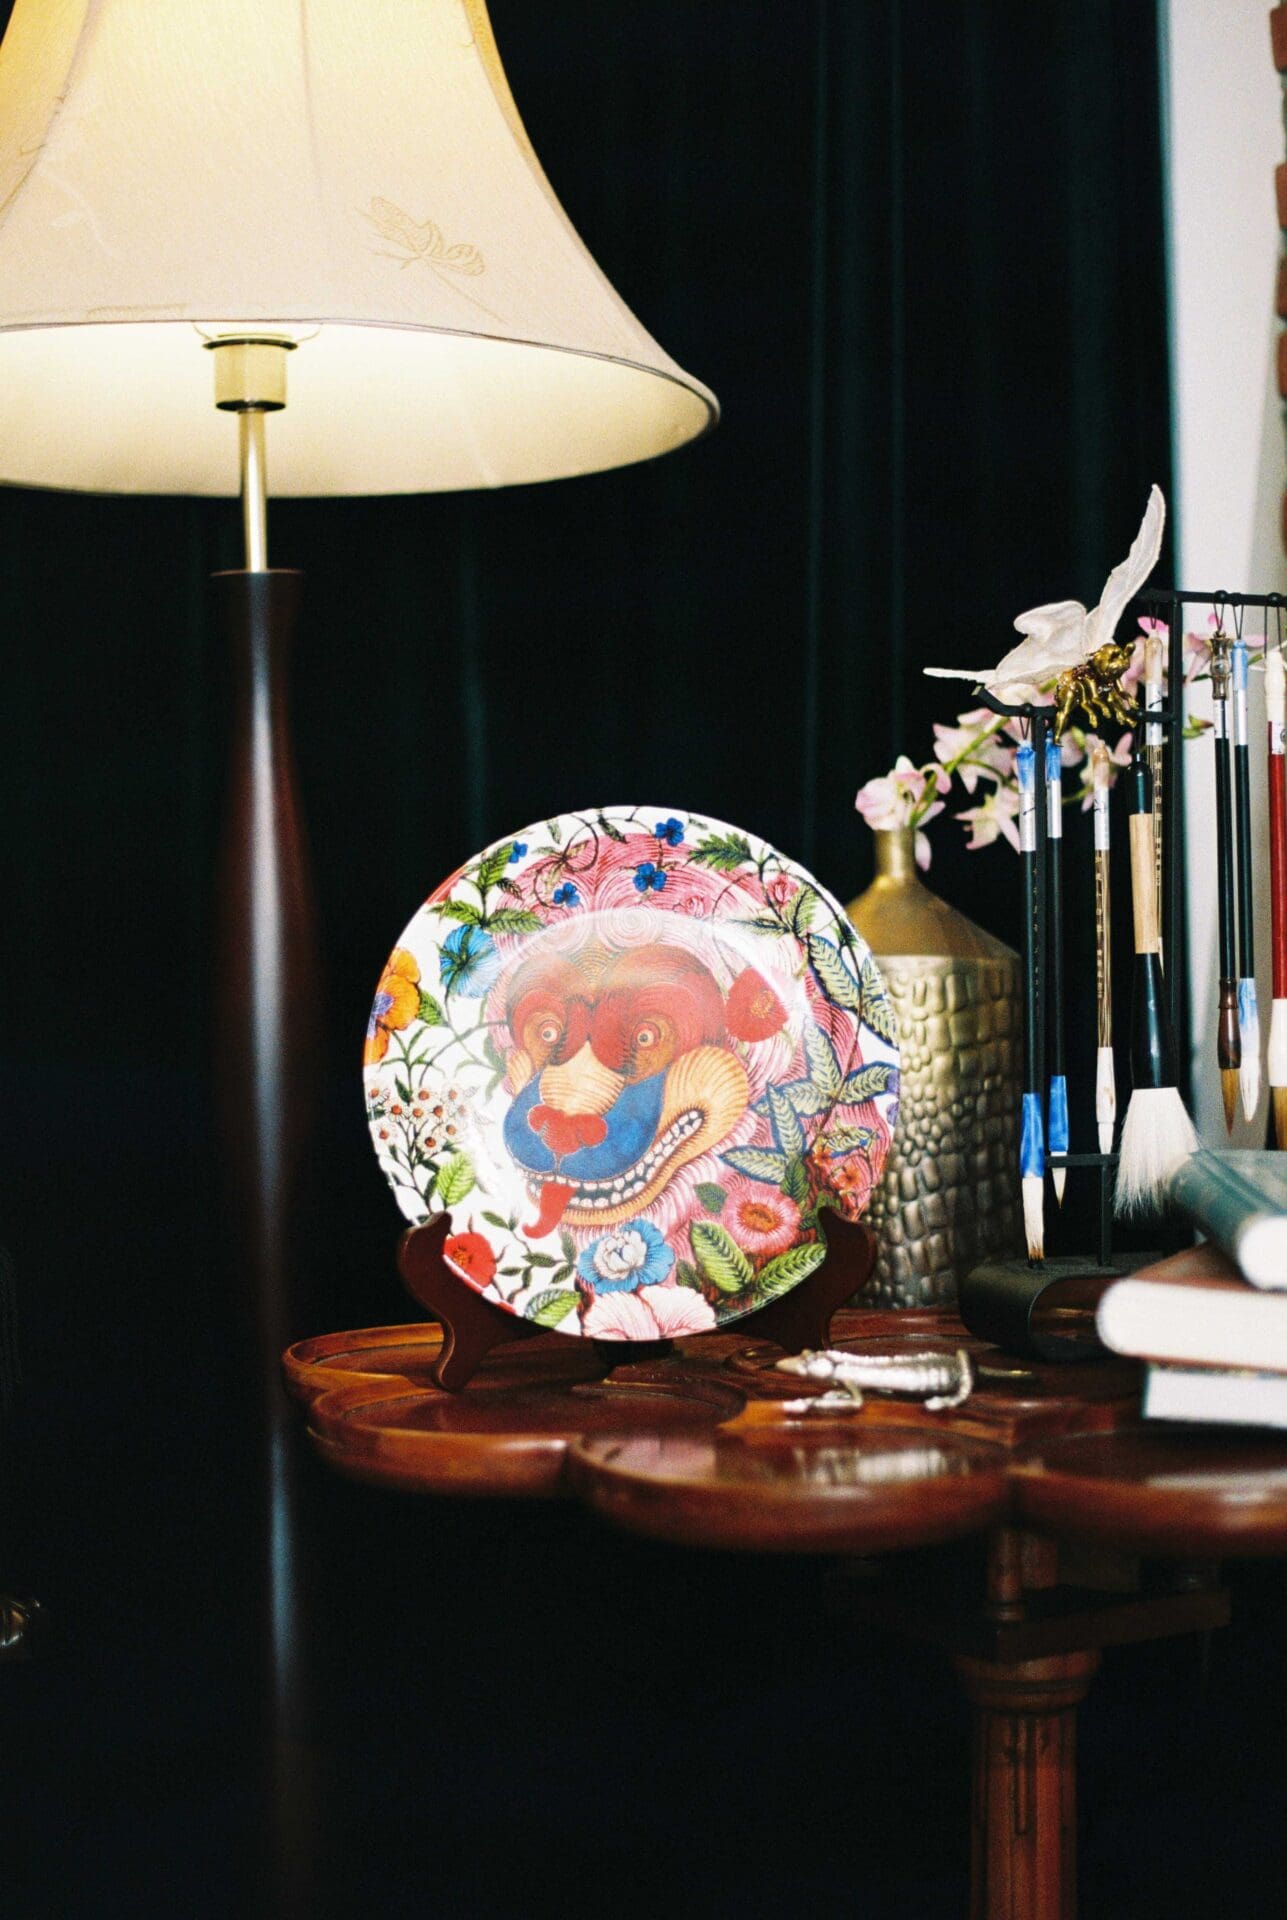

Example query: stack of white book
[1097,1151,1287,1429]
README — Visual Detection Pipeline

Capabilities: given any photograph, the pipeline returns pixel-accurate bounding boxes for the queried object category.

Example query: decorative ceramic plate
[364,806,899,1341]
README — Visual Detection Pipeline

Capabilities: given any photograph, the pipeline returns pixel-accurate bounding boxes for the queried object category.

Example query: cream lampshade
[0,0,717,497]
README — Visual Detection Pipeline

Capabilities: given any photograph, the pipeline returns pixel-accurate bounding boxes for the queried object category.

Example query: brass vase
[847,826,1022,1306]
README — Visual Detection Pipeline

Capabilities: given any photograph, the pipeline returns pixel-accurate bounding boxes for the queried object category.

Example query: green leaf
[477,844,514,892]
[525,1251,560,1268]
[826,1124,875,1155]
[790,885,819,931]
[690,1221,755,1295]
[690,831,753,872]
[841,1063,899,1104]
[735,914,790,937]
[435,897,483,926]
[860,954,898,1043]
[695,1182,727,1215]
[496,875,522,899]
[560,1230,577,1265]
[806,934,863,1011]
[546,818,563,844]
[481,1210,511,1231]
[435,1152,475,1206]
[596,812,627,843]
[417,991,445,1027]
[755,1239,827,1301]
[803,1023,843,1099]
[483,1030,506,1074]
[785,1080,831,1117]
[780,1156,810,1205]
[675,1260,703,1291]
[524,1287,579,1328]
[766,1085,805,1159]
[485,907,544,934]
[395,1077,412,1104]
[721,1145,789,1184]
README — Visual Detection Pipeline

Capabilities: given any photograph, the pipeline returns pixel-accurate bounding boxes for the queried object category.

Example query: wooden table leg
[954,1648,1100,1920]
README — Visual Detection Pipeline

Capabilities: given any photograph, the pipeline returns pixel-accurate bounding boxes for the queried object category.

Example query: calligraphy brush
[1232,629,1260,1122]
[1016,740,1045,1259]
[1045,736,1068,1201]
[1143,626,1165,968]
[1116,755,1198,1214]
[1267,643,1287,1146]
[1211,636,1241,1132]
[1091,741,1116,1153]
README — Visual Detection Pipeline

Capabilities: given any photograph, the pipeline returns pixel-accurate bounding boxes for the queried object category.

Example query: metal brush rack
[958,587,1277,1358]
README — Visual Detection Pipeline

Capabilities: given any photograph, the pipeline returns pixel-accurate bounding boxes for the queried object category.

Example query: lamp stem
[240,409,269,572]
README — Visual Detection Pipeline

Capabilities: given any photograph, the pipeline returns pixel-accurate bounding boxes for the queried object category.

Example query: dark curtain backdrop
[11,6,1282,1919]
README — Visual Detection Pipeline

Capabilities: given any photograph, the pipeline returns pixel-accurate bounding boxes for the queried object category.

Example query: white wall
[1164,0,1287,1141]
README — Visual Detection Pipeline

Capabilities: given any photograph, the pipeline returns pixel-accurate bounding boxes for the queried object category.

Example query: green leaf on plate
[434,1152,475,1206]
[476,844,514,891]
[690,831,752,872]
[766,1085,805,1160]
[806,933,863,1012]
[790,885,819,931]
[803,1023,843,1099]
[780,1156,810,1205]
[860,953,898,1043]
[525,1288,579,1328]
[755,1239,827,1301]
[434,897,483,926]
[695,1182,727,1214]
[841,1063,898,1104]
[675,1260,703,1291]
[417,992,445,1027]
[690,1221,754,1294]
[485,908,544,935]
[596,812,627,843]
[721,1145,789,1184]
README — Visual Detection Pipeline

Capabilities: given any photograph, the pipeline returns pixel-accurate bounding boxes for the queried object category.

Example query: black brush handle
[1214,699,1237,984]
[1234,744,1255,978]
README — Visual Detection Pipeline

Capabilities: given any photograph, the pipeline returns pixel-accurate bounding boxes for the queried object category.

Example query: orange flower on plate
[365,947,421,1064]
[444,1232,496,1287]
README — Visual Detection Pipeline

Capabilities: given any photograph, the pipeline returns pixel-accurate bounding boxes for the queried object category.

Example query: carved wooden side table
[285,1304,1287,1919]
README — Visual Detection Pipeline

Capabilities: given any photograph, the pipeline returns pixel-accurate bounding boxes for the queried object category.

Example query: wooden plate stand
[397,1206,879,1390]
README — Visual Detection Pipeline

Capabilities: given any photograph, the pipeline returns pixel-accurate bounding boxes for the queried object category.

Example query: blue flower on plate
[553,881,580,907]
[439,924,501,997]
[633,861,667,893]
[654,816,685,847]
[576,1219,675,1293]
[509,841,527,863]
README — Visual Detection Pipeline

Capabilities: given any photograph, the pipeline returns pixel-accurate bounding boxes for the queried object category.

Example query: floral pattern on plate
[365,806,899,1339]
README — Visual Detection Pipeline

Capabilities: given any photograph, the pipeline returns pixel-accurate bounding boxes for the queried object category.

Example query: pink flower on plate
[721,1178,801,1258]
[956,784,1022,853]
[765,872,797,911]
[583,1284,717,1341]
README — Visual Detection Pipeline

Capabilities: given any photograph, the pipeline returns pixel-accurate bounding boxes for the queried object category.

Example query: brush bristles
[1239,1000,1261,1124]
[1221,1069,1239,1135]
[1022,1175,1045,1262]
[1114,1086,1199,1217]
[1268,999,1287,1096]
[1238,981,1261,1123]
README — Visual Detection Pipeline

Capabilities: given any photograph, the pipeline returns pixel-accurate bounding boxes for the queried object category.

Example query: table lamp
[0,0,716,1867]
